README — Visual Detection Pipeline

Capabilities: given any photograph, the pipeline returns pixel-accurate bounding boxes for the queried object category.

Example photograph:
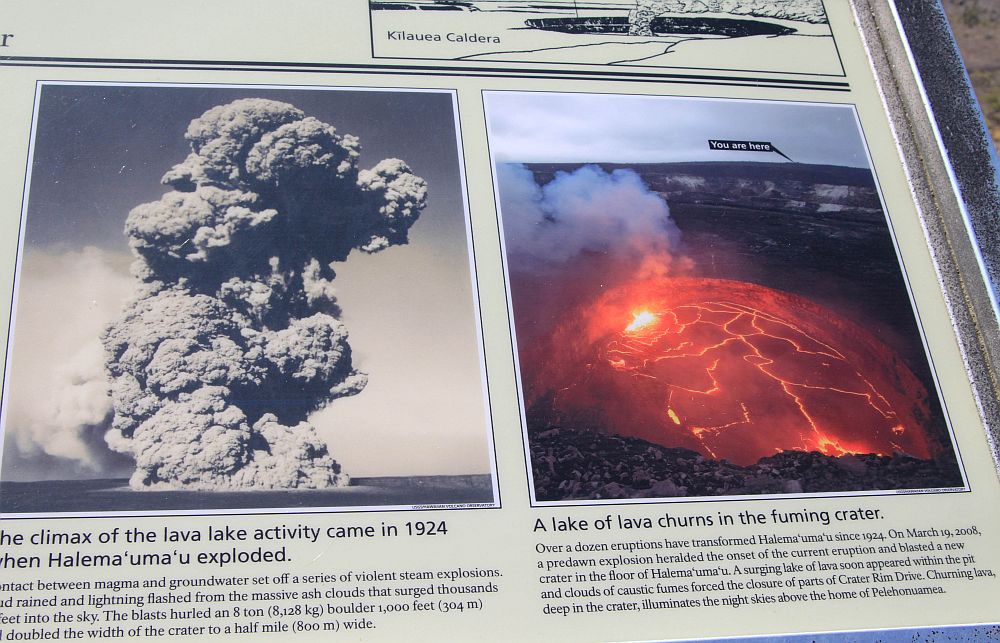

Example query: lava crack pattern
[533,278,938,465]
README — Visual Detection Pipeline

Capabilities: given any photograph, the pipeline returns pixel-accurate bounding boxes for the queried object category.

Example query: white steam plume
[499,163,686,280]
[3,247,133,477]
[103,98,427,490]
[498,164,689,348]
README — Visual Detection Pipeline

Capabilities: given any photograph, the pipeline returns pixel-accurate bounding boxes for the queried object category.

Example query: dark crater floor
[528,425,965,502]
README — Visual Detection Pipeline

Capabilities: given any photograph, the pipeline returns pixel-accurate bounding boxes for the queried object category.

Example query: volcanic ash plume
[102,98,427,489]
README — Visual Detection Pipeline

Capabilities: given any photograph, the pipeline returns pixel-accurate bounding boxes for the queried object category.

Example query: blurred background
[943,0,1000,153]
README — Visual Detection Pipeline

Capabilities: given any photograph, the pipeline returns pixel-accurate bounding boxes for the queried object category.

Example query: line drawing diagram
[370,1,842,76]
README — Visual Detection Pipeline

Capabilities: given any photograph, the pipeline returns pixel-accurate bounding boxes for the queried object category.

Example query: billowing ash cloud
[629,0,827,35]
[498,164,688,346]
[102,98,427,489]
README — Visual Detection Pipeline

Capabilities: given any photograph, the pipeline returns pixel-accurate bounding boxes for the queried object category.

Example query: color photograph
[0,84,497,514]
[486,91,965,504]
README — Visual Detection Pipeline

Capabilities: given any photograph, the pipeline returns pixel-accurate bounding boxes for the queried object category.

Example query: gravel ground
[943,0,1000,151]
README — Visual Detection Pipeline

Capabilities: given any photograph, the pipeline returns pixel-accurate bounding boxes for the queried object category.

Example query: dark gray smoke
[102,98,427,489]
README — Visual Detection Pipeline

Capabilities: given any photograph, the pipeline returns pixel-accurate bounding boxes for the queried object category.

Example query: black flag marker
[767,143,795,162]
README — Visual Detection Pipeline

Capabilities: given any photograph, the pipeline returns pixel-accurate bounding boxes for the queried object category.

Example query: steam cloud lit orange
[532,278,937,465]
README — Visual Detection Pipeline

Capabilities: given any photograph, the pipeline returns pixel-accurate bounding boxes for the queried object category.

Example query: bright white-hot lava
[625,310,658,333]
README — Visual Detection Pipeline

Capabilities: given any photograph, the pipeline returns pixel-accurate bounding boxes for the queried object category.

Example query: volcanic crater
[512,161,963,501]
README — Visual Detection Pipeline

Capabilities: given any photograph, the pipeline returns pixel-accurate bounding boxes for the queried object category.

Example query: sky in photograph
[485,92,870,168]
[1,84,493,481]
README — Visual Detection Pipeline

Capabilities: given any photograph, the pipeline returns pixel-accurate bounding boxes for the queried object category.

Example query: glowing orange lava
[529,278,938,465]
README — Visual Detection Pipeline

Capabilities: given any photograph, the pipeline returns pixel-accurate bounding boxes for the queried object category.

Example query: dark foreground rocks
[529,426,965,501]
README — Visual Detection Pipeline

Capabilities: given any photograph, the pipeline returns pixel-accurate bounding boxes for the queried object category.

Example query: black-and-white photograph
[0,84,497,514]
